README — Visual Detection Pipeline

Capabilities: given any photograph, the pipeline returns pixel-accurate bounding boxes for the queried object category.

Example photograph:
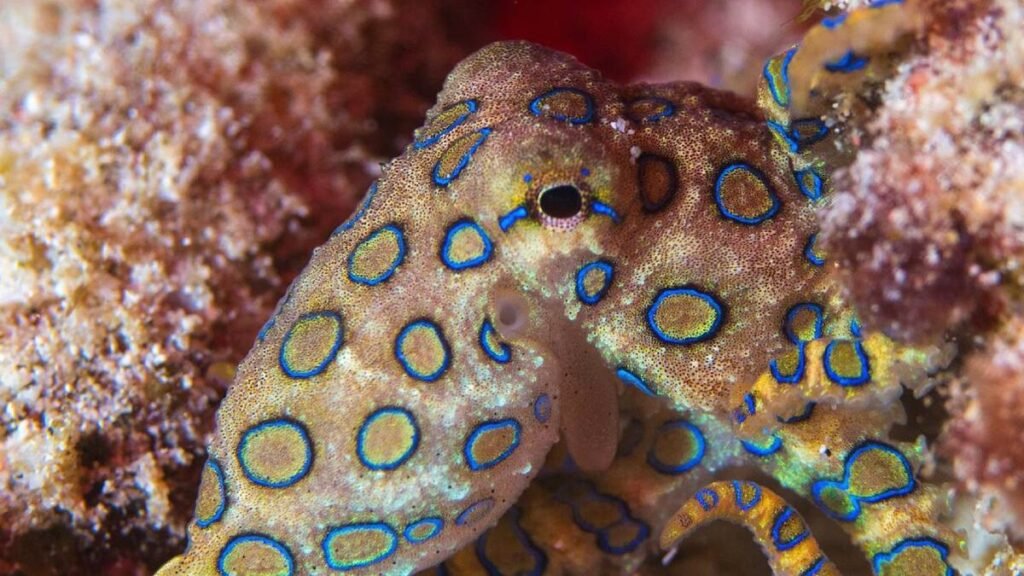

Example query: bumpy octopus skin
[158,4,961,575]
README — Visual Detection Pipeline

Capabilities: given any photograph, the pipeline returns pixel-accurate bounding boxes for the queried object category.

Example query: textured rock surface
[0,0,482,573]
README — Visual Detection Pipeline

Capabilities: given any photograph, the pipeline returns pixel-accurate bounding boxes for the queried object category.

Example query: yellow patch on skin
[466,420,520,471]
[531,89,590,122]
[876,545,949,576]
[716,165,776,222]
[447,227,487,264]
[349,226,404,286]
[324,524,398,571]
[650,423,702,471]
[238,420,312,488]
[280,311,343,378]
[435,130,489,183]
[219,536,292,576]
[826,341,867,380]
[397,321,449,382]
[788,308,821,343]
[358,408,418,470]
[194,460,224,527]
[651,291,720,343]
[415,100,477,147]
[581,267,609,297]
[847,448,912,499]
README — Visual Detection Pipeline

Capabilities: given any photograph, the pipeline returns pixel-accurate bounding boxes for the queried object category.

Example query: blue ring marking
[695,488,720,511]
[581,167,591,176]
[356,406,420,471]
[850,318,863,338]
[257,317,276,342]
[237,418,313,489]
[713,162,781,225]
[279,310,345,379]
[646,420,706,475]
[528,87,595,125]
[455,498,495,526]
[770,343,808,384]
[523,173,533,183]
[795,168,824,201]
[778,401,817,424]
[575,260,614,305]
[846,442,916,503]
[591,200,622,223]
[440,219,494,271]
[626,97,676,123]
[768,119,829,153]
[475,507,548,576]
[872,537,952,576]
[533,394,552,423]
[734,392,757,424]
[763,47,797,107]
[745,393,757,415]
[823,339,871,387]
[732,480,762,511]
[871,0,904,6]
[478,319,511,364]
[804,233,826,267]
[413,99,478,150]
[347,224,407,286]
[597,519,651,555]
[322,522,399,571]
[646,286,725,346]
[464,419,522,471]
[741,434,784,457]
[333,181,380,236]
[616,367,657,397]
[499,205,529,232]
[801,557,828,576]
[791,118,830,146]
[404,517,444,544]
[825,50,869,73]
[196,458,227,528]
[432,127,492,187]
[785,303,825,344]
[259,287,295,339]
[771,506,809,551]
[810,440,916,521]
[394,319,452,382]
[821,13,849,28]
[217,534,295,576]
[811,482,862,522]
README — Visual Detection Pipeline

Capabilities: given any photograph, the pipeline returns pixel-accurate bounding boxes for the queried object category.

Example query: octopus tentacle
[660,480,841,576]
[729,331,959,575]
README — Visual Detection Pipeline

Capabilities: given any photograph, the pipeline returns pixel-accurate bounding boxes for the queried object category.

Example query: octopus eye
[539,184,583,219]
[536,184,587,229]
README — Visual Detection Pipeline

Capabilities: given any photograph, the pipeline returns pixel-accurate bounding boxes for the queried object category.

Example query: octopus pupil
[539,185,583,219]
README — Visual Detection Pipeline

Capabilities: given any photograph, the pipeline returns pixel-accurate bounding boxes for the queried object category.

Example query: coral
[0,0,479,573]
[159,21,956,573]
[800,0,1024,551]
[946,320,1024,540]
[817,0,1023,344]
